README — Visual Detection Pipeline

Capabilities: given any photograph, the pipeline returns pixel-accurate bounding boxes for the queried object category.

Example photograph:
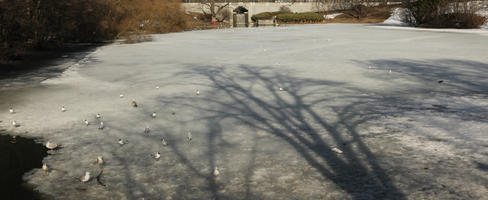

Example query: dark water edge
[0,43,105,80]
[0,132,48,200]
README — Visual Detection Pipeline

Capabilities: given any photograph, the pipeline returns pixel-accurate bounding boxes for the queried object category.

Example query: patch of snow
[383,8,412,26]
[324,13,343,20]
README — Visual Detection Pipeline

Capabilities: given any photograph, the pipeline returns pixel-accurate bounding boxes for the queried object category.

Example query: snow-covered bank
[383,8,412,26]
[1,24,488,200]
[383,7,488,29]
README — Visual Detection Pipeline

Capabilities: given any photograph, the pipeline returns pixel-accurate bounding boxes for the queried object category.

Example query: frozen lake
[1,24,488,200]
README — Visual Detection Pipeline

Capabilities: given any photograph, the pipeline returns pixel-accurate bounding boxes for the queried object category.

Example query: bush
[350,4,370,19]
[403,0,487,28]
[252,12,323,23]
[251,12,280,22]
[276,12,324,23]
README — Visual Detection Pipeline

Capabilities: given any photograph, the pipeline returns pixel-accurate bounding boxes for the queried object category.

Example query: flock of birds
[7,87,226,184]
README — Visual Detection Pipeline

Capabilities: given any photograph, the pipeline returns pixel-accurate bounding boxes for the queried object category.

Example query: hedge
[276,12,324,23]
[252,12,323,23]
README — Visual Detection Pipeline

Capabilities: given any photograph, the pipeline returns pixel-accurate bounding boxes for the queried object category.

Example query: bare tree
[200,0,230,22]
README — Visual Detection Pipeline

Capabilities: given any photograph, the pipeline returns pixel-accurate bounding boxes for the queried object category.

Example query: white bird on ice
[161,138,168,146]
[196,90,200,95]
[12,120,19,127]
[45,141,59,150]
[279,87,284,91]
[42,163,49,173]
[10,135,17,143]
[118,139,126,145]
[156,86,160,89]
[151,112,157,118]
[81,172,91,183]
[96,113,101,119]
[84,120,89,126]
[61,106,66,112]
[9,107,14,114]
[187,131,192,143]
[120,93,124,98]
[97,156,104,165]
[213,167,220,177]
[332,147,343,154]
[98,121,104,130]
[153,152,161,161]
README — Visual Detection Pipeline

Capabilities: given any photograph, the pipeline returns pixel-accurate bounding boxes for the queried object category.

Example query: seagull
[10,135,17,143]
[84,120,89,126]
[119,93,124,98]
[97,156,104,165]
[279,87,284,91]
[132,100,138,108]
[61,106,66,112]
[153,152,161,161]
[196,90,200,96]
[42,163,49,173]
[332,147,343,154]
[9,107,14,114]
[161,138,168,146]
[388,69,392,74]
[96,113,101,119]
[12,120,19,127]
[81,172,91,183]
[151,112,156,118]
[155,86,160,89]
[45,141,59,150]
[187,131,192,143]
[118,139,126,146]
[99,121,105,130]
[213,167,220,177]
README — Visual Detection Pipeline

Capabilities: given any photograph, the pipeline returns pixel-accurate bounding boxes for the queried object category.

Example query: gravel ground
[0,24,487,200]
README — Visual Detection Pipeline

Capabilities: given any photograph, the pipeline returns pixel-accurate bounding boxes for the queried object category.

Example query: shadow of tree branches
[154,65,406,200]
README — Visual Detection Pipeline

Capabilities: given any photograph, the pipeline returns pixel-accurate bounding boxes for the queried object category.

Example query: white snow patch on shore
[383,8,412,26]
[324,13,343,20]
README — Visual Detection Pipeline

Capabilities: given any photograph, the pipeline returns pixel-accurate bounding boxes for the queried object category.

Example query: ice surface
[1,24,488,199]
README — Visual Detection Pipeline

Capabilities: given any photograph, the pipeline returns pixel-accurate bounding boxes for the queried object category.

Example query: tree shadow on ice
[358,59,488,95]
[162,65,406,200]
[356,58,488,128]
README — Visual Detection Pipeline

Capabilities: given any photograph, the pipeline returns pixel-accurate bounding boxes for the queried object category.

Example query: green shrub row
[276,12,324,23]
[252,12,323,23]
[251,12,281,22]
